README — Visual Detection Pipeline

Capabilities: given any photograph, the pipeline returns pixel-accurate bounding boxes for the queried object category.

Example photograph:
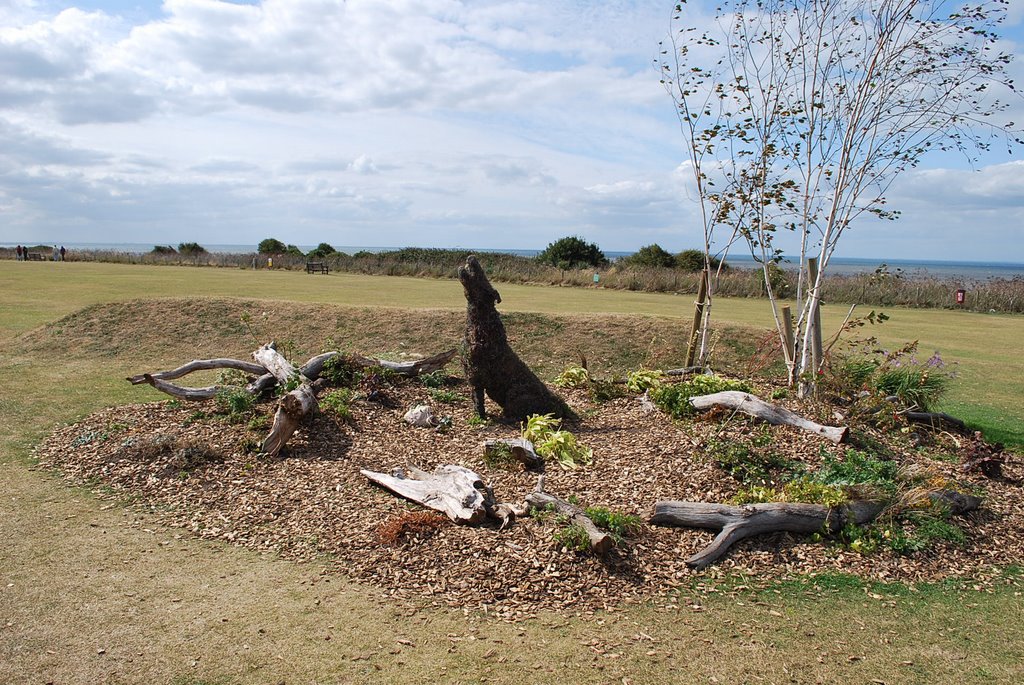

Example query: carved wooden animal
[458,255,574,422]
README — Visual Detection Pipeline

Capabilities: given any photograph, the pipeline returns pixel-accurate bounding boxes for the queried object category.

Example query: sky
[1,0,1023,262]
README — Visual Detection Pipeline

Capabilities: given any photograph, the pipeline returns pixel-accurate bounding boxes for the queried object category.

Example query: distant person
[15,245,22,261]
[251,255,257,269]
[267,256,273,269]
[52,245,58,261]
[59,245,66,261]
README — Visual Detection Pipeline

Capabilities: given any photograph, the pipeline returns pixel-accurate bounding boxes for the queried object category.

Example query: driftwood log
[651,489,980,570]
[254,343,318,458]
[130,349,456,401]
[905,411,968,433]
[351,348,457,377]
[361,465,497,524]
[690,391,848,443]
[526,489,612,554]
[483,438,545,471]
[130,346,458,457]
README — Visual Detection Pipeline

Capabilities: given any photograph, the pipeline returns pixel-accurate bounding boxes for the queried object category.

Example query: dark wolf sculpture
[458,255,575,422]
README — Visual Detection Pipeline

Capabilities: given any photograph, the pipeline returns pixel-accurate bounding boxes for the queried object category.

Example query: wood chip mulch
[35,385,1024,620]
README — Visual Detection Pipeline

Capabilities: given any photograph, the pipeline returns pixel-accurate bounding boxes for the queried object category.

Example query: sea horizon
[4,241,1023,281]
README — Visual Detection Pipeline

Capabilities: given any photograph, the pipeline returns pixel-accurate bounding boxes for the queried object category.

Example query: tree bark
[127,358,267,385]
[651,500,883,570]
[651,489,980,570]
[351,348,457,377]
[361,465,495,524]
[483,438,545,471]
[690,391,848,443]
[905,411,967,433]
[526,490,612,554]
[254,343,318,457]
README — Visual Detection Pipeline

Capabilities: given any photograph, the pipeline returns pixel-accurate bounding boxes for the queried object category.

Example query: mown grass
[1,261,1022,684]
[2,261,1021,443]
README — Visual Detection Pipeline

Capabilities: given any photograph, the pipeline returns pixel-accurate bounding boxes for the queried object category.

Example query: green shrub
[675,249,723,272]
[625,368,664,393]
[553,524,591,552]
[621,244,676,268]
[214,387,257,422]
[649,374,752,419]
[177,242,207,255]
[258,238,287,254]
[584,507,643,542]
[522,414,593,470]
[428,388,463,404]
[553,365,590,388]
[307,242,336,258]
[320,388,354,421]
[536,236,607,269]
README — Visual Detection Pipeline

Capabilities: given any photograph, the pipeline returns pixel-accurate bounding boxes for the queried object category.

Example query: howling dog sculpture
[458,255,575,422]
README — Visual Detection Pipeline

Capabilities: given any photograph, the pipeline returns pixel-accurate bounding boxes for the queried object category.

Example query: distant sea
[5,241,1023,281]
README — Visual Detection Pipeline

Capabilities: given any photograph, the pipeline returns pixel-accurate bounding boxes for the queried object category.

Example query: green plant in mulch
[522,414,592,470]
[320,388,355,422]
[824,341,953,412]
[320,354,360,388]
[730,448,971,556]
[428,388,463,404]
[584,506,643,543]
[418,370,449,389]
[214,386,258,423]
[553,365,590,388]
[482,441,515,467]
[625,368,664,393]
[589,379,627,402]
[707,433,802,487]
[553,523,591,552]
[649,374,752,419]
[551,505,643,552]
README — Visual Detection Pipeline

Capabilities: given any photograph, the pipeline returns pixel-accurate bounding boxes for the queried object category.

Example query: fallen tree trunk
[690,391,848,444]
[254,344,318,458]
[361,465,495,524]
[905,411,967,433]
[351,348,457,377]
[127,358,267,385]
[130,346,458,455]
[483,438,545,471]
[526,490,612,554]
[651,489,980,570]
[136,375,221,401]
[651,500,883,570]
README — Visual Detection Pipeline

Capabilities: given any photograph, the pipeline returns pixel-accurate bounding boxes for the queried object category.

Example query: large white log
[361,465,494,524]
[689,391,848,443]
[254,343,318,457]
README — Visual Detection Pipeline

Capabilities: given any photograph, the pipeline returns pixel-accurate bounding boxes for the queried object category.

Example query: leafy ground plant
[650,374,752,419]
[320,388,354,422]
[521,414,593,470]
[553,365,590,388]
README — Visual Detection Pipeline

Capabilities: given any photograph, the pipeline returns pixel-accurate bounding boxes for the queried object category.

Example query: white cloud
[0,0,1020,262]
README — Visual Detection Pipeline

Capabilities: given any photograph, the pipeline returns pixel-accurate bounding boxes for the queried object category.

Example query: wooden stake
[685,268,709,367]
[807,257,823,374]
[781,305,795,364]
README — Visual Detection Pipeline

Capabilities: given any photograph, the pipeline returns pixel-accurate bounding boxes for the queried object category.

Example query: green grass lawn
[3,261,1020,444]
[1,260,1022,684]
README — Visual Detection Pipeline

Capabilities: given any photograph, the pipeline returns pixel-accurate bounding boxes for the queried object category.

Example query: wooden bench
[27,252,44,261]
[305,261,329,274]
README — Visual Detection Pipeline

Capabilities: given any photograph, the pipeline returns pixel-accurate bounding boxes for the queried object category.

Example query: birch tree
[660,0,1021,390]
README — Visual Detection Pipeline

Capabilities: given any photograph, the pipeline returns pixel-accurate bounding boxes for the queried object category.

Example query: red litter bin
[955,288,966,305]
